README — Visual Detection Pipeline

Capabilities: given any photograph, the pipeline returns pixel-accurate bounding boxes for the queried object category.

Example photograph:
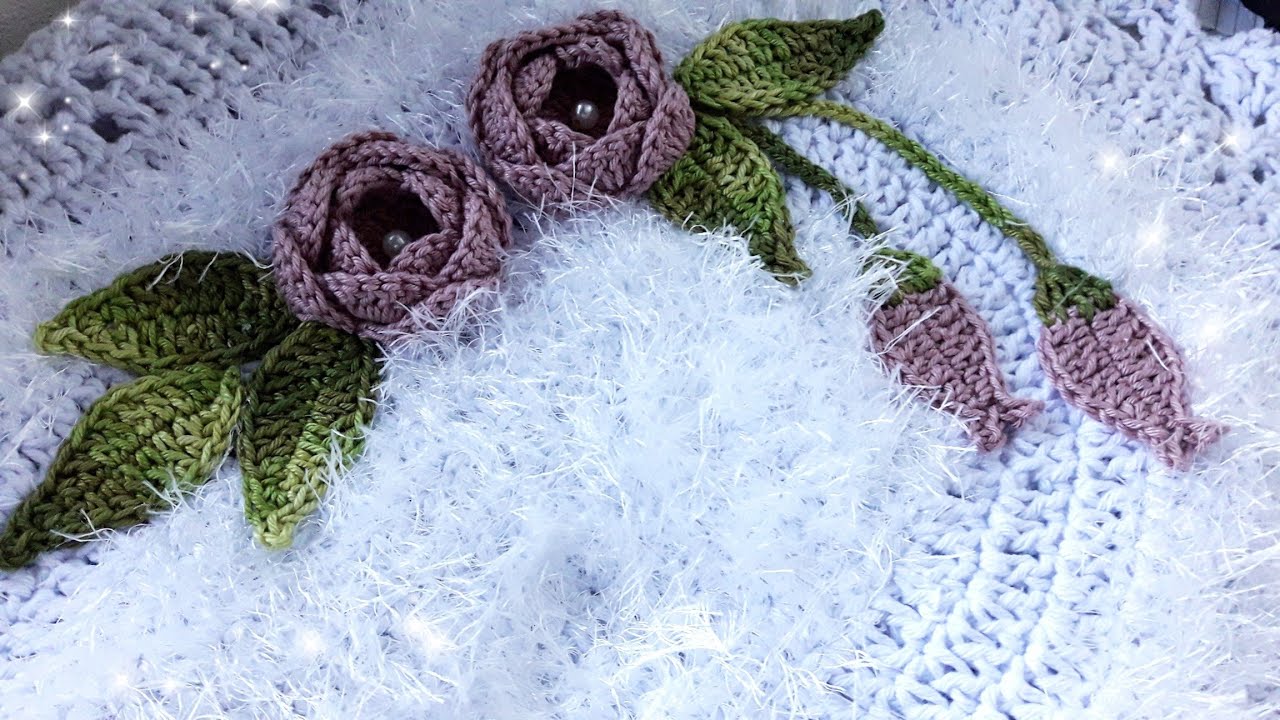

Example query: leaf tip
[31,319,61,355]
[254,523,295,551]
[859,8,886,34]
[0,535,35,572]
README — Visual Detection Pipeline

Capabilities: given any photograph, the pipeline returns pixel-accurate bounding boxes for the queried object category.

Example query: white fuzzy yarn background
[1,0,1278,717]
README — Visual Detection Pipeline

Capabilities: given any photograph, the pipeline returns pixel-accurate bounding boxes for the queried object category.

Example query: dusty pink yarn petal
[565,123,647,193]
[872,282,1042,452]
[388,231,458,276]
[421,277,499,320]
[609,71,653,130]
[529,117,592,166]
[512,53,558,115]
[328,224,383,275]
[554,35,627,77]
[1037,296,1227,470]
[467,10,695,208]
[273,130,512,341]
[634,86,696,190]
[319,272,436,324]
[443,194,508,281]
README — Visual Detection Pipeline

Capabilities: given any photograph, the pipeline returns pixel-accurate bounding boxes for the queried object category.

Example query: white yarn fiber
[0,1,1277,718]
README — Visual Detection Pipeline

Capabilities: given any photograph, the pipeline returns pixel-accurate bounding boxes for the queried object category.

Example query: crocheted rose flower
[273,131,511,340]
[467,10,695,207]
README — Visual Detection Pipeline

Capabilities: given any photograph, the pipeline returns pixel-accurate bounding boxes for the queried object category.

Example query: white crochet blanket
[2,1,1278,717]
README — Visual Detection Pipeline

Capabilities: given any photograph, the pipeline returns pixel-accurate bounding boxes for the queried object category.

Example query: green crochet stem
[734,119,878,239]
[735,119,942,300]
[772,100,1055,269]
[772,99,1115,322]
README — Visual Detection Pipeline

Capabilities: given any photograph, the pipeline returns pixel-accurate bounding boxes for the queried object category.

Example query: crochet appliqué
[0,250,377,569]
[0,364,243,570]
[2,132,511,568]
[6,9,1229,572]
[643,12,1045,452]
[467,9,1222,466]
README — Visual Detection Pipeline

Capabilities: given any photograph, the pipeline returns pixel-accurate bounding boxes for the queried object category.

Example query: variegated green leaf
[0,365,242,569]
[674,11,884,116]
[239,322,379,549]
[648,113,809,281]
[35,251,297,374]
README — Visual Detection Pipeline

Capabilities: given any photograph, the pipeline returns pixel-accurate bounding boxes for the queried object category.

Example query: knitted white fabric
[0,1,1277,718]
[0,0,338,227]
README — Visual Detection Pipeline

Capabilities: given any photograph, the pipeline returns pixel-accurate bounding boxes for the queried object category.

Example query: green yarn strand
[733,118,879,239]
[1034,264,1116,324]
[675,12,884,115]
[648,112,810,282]
[239,322,379,550]
[35,251,298,374]
[0,365,242,570]
[736,118,942,303]
[871,248,945,301]
[772,99,1119,322]
[774,100,1059,271]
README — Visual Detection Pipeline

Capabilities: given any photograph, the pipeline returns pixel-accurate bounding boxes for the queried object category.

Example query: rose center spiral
[350,188,440,268]
[542,63,618,138]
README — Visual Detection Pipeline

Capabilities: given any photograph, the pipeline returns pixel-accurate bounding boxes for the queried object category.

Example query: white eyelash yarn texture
[0,1,1277,718]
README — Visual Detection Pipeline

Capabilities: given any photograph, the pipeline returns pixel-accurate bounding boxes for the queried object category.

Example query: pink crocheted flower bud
[871,277,1042,452]
[273,131,511,341]
[467,10,696,208]
[1037,296,1228,470]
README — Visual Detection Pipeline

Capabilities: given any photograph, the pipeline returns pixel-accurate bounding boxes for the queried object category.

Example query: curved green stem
[736,118,943,301]
[734,118,879,239]
[773,99,1058,271]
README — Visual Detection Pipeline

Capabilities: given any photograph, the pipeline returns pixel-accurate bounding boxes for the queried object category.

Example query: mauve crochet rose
[467,10,695,208]
[272,131,512,340]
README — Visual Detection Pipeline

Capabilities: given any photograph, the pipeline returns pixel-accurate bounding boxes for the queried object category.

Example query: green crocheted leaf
[239,322,379,549]
[35,251,298,374]
[0,365,242,570]
[674,11,884,116]
[1034,264,1117,324]
[648,113,809,281]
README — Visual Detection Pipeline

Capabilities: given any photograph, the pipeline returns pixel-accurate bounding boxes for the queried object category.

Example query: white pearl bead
[381,229,412,259]
[570,99,601,132]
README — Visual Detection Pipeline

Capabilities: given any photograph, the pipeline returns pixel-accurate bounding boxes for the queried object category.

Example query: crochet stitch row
[240,322,379,549]
[33,253,297,374]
